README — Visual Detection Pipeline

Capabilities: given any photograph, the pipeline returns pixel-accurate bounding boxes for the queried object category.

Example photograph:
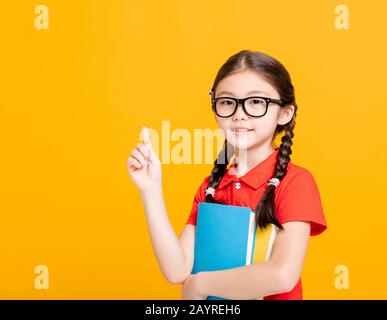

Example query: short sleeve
[186,176,210,226]
[276,168,327,236]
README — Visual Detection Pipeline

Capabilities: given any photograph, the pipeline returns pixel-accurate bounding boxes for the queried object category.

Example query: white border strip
[245,211,256,265]
[265,224,279,261]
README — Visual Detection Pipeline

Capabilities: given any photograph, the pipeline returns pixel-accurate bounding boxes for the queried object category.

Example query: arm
[197,221,311,299]
[127,127,195,285]
[141,187,195,285]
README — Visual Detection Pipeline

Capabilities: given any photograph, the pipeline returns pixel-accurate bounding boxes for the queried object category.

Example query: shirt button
[235,182,241,190]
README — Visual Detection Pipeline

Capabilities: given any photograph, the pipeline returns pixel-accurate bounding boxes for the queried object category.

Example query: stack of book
[192,202,278,300]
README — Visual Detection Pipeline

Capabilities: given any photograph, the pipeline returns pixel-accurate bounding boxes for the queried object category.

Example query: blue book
[192,202,258,300]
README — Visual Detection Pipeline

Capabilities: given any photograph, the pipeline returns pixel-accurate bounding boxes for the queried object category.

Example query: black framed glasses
[211,95,285,118]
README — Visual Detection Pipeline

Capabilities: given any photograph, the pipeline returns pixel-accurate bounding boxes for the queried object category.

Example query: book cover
[192,202,278,300]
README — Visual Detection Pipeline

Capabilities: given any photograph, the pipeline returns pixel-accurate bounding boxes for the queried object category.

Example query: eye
[251,98,264,105]
[219,99,234,105]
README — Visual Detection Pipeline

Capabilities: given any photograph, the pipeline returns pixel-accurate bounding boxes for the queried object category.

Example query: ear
[277,104,295,126]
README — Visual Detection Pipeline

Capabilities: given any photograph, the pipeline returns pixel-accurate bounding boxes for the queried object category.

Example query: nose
[232,101,248,121]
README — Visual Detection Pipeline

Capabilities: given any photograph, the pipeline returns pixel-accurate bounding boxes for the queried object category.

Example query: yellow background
[1,0,386,299]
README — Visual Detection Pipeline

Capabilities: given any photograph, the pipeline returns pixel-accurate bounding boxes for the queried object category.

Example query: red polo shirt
[186,148,327,300]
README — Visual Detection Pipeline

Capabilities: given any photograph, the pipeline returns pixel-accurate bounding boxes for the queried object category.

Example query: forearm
[140,186,187,284]
[200,260,291,300]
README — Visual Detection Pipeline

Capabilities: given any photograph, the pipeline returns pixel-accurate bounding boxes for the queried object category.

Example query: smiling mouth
[230,128,254,132]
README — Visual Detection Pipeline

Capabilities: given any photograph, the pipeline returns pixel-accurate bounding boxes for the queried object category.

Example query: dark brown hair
[205,50,298,231]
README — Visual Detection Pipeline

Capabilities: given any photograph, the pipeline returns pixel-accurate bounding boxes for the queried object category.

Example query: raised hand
[127,127,162,193]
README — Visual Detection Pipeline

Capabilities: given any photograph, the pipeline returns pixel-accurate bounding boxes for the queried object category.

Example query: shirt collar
[217,148,279,190]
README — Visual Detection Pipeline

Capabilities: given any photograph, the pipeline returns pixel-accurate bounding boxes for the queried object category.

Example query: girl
[127,50,327,300]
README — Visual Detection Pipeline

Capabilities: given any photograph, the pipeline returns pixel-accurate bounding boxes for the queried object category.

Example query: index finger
[141,126,152,147]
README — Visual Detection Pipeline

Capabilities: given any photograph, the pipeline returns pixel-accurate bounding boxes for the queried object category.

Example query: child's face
[214,70,294,152]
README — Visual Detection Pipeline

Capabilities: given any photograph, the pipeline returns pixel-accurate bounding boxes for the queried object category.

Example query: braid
[255,104,298,230]
[205,139,235,203]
